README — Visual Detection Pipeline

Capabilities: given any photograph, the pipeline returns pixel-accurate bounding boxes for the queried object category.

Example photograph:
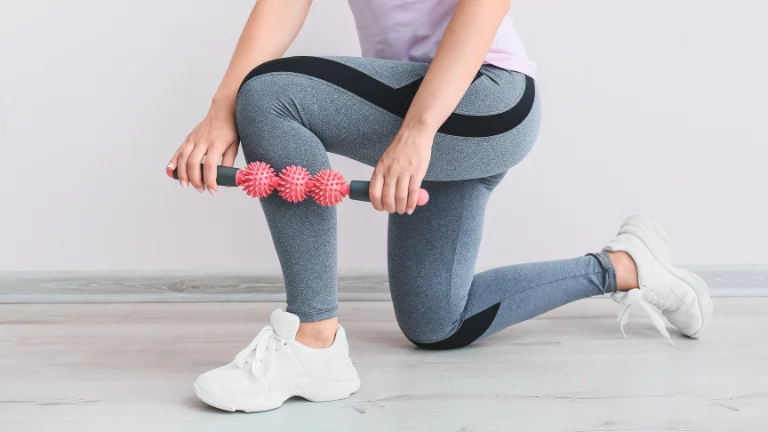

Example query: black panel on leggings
[239,56,535,138]
[409,303,501,350]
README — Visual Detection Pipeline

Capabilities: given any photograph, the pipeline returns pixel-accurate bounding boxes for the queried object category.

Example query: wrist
[211,90,237,116]
[401,114,441,137]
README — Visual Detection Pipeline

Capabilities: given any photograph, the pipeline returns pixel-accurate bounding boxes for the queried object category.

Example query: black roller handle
[349,180,429,205]
[348,181,371,202]
[168,165,239,187]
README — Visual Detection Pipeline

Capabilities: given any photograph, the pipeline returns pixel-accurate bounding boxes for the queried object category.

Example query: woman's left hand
[369,123,434,214]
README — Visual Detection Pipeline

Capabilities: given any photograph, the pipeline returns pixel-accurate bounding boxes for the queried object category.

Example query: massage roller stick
[167,162,430,207]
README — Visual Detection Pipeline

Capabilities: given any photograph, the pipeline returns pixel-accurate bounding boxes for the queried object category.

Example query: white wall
[2,0,766,272]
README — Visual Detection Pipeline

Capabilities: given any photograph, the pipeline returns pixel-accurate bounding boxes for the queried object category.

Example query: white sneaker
[604,215,713,344]
[194,309,361,412]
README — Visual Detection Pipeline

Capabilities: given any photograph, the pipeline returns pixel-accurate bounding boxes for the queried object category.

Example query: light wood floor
[2,299,767,432]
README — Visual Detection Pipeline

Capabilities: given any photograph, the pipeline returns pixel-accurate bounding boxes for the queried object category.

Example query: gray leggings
[236,56,617,349]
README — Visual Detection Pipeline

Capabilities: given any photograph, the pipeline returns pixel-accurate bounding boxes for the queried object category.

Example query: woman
[167,0,713,412]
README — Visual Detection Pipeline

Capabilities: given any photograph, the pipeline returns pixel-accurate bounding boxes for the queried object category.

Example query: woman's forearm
[402,0,511,134]
[211,0,312,113]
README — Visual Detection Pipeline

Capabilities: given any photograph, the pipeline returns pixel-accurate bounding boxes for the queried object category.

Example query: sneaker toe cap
[195,364,255,394]
[663,306,704,338]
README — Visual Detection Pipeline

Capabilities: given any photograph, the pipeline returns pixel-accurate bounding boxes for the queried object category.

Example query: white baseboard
[1,266,766,304]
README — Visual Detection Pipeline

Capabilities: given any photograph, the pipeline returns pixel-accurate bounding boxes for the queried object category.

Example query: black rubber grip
[170,165,240,187]
[348,180,429,206]
[349,181,370,202]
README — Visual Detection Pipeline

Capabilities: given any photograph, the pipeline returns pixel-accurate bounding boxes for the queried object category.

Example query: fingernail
[180,180,188,188]
[167,163,174,168]
[407,209,414,215]
[209,188,217,196]
[196,188,204,193]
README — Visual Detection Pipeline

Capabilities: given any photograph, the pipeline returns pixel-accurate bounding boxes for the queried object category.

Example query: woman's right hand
[167,104,239,195]
[165,0,311,193]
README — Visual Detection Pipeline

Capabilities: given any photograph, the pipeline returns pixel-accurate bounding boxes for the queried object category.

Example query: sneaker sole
[194,366,361,413]
[620,216,713,338]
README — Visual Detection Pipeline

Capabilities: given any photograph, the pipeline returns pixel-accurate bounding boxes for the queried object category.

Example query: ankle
[295,318,339,348]
[609,251,639,292]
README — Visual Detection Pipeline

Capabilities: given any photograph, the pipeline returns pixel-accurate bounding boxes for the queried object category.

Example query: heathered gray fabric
[387,175,617,343]
[325,56,429,89]
[235,56,616,344]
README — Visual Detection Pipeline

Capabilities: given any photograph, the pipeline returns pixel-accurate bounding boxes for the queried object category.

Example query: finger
[221,142,238,167]
[369,169,384,211]
[406,174,424,215]
[167,150,180,175]
[381,172,397,213]
[203,146,226,195]
[395,175,410,215]
[176,141,194,188]
[187,144,208,192]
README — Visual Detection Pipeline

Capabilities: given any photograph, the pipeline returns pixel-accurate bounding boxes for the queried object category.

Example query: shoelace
[612,288,675,347]
[233,326,287,378]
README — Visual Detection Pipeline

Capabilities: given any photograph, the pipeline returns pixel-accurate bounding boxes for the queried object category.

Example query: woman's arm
[168,0,312,193]
[404,0,510,131]
[369,0,512,214]
[212,0,312,114]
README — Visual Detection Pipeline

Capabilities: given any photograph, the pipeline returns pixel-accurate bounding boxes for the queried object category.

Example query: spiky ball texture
[237,161,277,198]
[277,165,312,203]
[310,169,348,207]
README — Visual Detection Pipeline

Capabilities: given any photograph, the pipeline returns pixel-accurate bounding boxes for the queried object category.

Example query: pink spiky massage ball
[237,161,278,198]
[277,165,312,203]
[311,169,348,207]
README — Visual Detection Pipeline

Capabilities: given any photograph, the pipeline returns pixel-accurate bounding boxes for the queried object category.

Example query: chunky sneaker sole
[194,363,361,413]
[605,215,713,338]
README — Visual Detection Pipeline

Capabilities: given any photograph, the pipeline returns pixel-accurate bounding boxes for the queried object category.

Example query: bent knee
[397,312,460,349]
[236,75,287,123]
[234,58,314,163]
[397,303,501,351]
[236,57,307,110]
[236,57,309,122]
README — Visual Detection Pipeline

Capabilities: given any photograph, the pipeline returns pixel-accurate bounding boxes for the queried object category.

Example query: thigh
[387,172,506,343]
[236,56,540,181]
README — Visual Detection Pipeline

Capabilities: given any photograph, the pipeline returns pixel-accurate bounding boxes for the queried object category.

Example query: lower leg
[445,252,636,345]
[238,77,342,345]
[388,174,622,346]
[386,173,635,347]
